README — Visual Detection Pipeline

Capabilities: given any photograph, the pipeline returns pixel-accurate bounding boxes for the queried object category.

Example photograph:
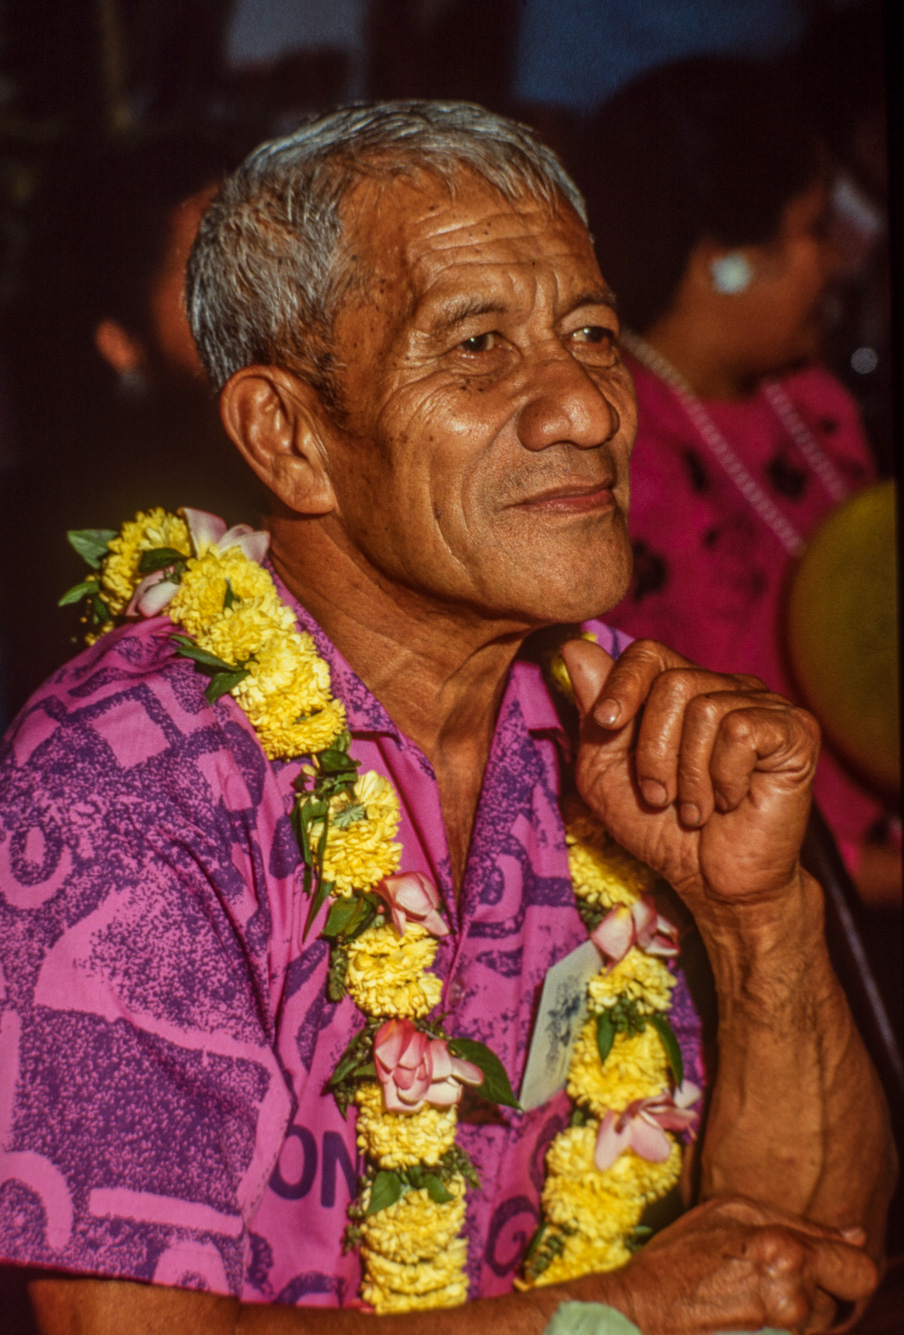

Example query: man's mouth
[513,479,618,514]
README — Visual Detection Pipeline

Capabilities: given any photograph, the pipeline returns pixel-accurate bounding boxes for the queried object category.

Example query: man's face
[316,172,636,628]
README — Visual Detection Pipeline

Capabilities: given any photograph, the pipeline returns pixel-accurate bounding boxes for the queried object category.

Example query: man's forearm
[28,1270,626,1335]
[696,866,895,1248]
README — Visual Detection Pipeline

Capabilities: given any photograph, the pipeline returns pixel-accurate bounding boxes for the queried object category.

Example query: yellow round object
[786,480,899,796]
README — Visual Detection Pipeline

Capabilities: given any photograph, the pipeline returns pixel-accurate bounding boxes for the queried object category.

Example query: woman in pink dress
[582,57,897,903]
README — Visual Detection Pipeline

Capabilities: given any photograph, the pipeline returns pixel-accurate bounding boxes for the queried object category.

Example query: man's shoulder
[1,615,264,803]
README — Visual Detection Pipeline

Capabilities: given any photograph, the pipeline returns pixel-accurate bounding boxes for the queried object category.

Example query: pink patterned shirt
[0,577,703,1306]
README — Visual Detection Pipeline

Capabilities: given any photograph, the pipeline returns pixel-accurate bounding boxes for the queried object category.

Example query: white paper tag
[519,938,602,1111]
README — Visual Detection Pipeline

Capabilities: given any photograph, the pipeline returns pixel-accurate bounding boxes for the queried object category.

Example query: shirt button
[447,977,465,1007]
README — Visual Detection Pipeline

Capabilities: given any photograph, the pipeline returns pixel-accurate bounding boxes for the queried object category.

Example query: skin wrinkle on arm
[699,907,897,1238]
[694,871,895,1244]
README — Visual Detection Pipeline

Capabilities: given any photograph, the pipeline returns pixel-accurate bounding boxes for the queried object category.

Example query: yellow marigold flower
[101,509,190,615]
[318,771,402,893]
[362,1275,468,1313]
[168,547,281,637]
[604,1136,682,1204]
[198,599,296,667]
[587,950,676,1015]
[543,1122,599,1180]
[355,1083,457,1168]
[567,1022,670,1116]
[197,606,342,757]
[542,1171,642,1240]
[257,698,347,761]
[566,832,660,919]
[360,1179,467,1262]
[346,922,443,1017]
[532,1232,632,1287]
[544,1119,681,1205]
[361,1238,468,1296]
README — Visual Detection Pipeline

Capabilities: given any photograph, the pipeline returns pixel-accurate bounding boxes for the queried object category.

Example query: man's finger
[561,638,615,719]
[566,637,691,729]
[633,677,790,816]
[808,1236,879,1302]
[706,706,819,812]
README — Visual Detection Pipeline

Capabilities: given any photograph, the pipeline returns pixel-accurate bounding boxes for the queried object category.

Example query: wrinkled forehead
[337,167,597,312]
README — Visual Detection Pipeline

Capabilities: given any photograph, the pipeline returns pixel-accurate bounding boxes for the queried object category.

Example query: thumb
[561,638,615,720]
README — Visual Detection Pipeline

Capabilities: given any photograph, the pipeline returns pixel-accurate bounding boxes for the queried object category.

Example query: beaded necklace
[622,331,851,558]
[63,506,698,1310]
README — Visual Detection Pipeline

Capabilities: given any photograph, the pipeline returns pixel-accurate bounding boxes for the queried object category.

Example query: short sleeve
[0,627,294,1295]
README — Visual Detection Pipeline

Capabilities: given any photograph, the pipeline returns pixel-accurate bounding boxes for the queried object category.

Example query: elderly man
[0,103,893,1334]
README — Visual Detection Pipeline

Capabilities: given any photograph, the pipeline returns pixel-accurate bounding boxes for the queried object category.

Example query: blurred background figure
[0,134,259,718]
[580,55,899,911]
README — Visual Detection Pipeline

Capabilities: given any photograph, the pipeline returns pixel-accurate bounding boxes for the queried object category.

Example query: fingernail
[640,780,669,807]
[595,698,621,727]
[680,802,702,827]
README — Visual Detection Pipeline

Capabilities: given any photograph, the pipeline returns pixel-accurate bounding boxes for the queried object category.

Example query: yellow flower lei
[62,510,696,1310]
[518,799,689,1286]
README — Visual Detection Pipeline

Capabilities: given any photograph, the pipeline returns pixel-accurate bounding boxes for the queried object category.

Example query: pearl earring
[710,252,753,294]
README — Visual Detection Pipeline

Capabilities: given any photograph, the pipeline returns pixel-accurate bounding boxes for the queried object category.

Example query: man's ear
[219,366,336,515]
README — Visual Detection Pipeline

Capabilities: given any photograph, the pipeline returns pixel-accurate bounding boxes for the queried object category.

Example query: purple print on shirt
[0,580,703,1305]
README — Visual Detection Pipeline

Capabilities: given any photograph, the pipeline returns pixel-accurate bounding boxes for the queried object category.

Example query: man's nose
[516,352,619,451]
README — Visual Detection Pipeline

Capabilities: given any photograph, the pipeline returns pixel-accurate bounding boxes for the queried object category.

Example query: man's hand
[561,637,894,1251]
[603,1196,878,1335]
[561,637,821,914]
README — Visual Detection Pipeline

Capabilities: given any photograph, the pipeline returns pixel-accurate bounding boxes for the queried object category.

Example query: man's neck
[268,513,532,892]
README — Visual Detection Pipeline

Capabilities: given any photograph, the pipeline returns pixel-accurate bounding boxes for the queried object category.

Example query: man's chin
[499,530,633,627]
[491,565,634,630]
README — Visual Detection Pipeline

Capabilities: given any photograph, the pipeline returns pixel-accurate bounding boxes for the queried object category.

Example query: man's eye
[572,326,613,345]
[459,332,498,353]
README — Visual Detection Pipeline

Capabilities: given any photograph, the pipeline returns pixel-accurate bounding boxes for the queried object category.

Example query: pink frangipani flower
[594,1081,702,1172]
[182,507,270,565]
[374,1018,483,1114]
[590,897,679,965]
[127,573,184,618]
[373,872,449,938]
[125,508,270,618]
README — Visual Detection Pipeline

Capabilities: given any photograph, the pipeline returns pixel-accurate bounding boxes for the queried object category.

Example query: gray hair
[186,100,588,398]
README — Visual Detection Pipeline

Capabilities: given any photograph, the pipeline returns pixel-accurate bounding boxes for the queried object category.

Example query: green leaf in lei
[323,897,361,939]
[596,1010,616,1066]
[423,1174,455,1204]
[332,802,366,830]
[66,528,117,568]
[367,1170,402,1215]
[58,579,99,607]
[205,669,251,704]
[303,871,335,940]
[649,1013,684,1089]
[447,1037,521,1109]
[171,635,240,674]
[136,546,188,575]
